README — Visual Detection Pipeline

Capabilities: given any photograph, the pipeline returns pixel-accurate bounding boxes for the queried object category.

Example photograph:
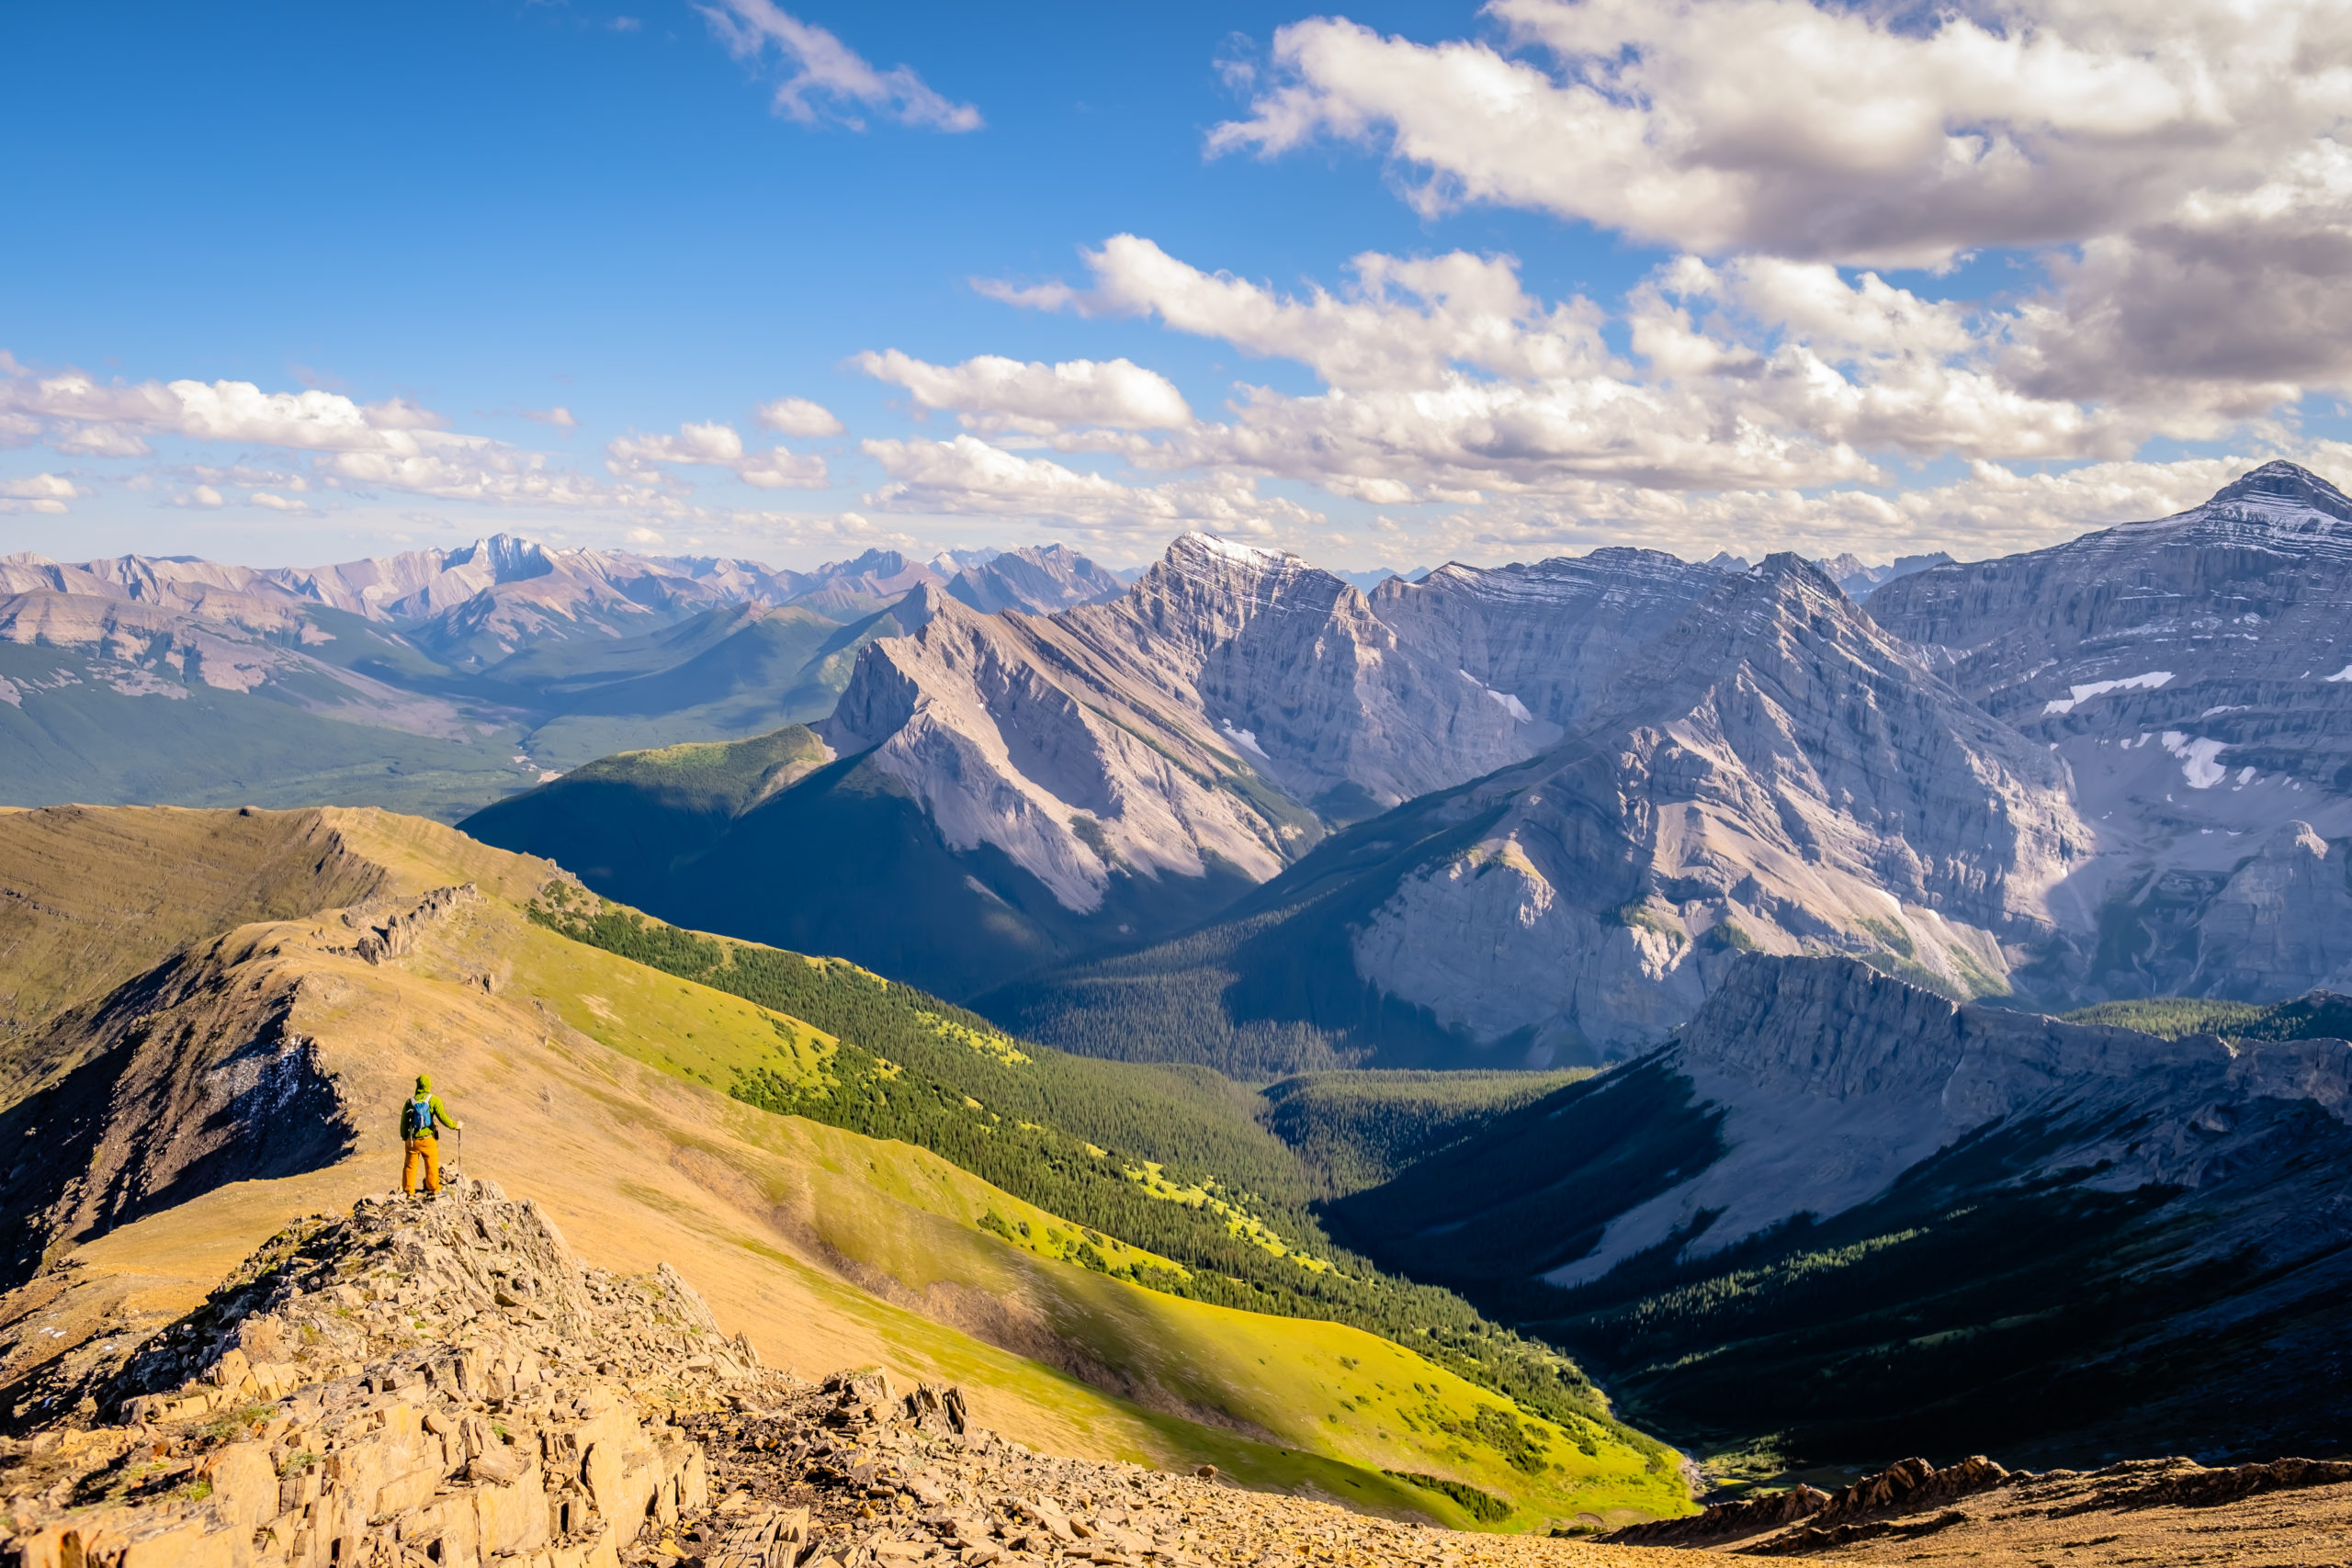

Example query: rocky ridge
[816,532,1541,916]
[0,1180,1658,1568]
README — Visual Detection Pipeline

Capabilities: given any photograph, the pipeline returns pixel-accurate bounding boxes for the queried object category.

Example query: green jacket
[401,1091,460,1140]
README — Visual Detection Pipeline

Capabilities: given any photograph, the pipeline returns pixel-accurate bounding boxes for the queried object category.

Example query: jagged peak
[1169,530,1305,570]
[2205,460,2352,521]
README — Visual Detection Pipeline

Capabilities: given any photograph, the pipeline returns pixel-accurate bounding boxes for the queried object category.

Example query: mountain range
[0,537,1122,820]
[465,463,2352,1071]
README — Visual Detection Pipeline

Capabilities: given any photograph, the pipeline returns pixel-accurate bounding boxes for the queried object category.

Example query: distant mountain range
[0,537,1121,819]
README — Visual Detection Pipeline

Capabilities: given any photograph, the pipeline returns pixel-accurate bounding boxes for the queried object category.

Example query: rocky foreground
[6,1179,2352,1568]
[0,1182,1654,1568]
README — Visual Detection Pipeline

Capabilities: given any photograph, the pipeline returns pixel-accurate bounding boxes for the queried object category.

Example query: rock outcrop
[1345,556,2086,1054]
[817,533,1542,917]
[3,1181,736,1568]
[0,1183,1672,1568]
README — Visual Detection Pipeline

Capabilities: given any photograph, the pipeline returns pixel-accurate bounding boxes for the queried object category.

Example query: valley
[0,540,1122,823]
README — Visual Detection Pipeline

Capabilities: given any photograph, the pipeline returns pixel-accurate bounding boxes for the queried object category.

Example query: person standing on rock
[401,1073,464,1197]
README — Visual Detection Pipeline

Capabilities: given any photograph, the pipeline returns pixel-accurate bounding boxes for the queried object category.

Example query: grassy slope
[487,916,1680,1528]
[515,891,1671,1461]
[0,806,1690,1529]
[0,805,392,1077]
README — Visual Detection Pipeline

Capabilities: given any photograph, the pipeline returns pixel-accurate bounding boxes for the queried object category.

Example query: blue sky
[5,0,2348,571]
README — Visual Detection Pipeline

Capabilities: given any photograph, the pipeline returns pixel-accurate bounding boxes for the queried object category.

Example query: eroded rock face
[1542,953,2352,1285]
[1347,557,2086,1055]
[1866,460,2352,1004]
[819,534,1541,914]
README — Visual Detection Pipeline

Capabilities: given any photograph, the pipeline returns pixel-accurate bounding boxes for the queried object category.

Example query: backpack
[403,1093,435,1139]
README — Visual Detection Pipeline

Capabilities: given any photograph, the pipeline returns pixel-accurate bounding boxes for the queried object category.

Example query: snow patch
[1219,721,1269,760]
[2043,670,2173,715]
[2161,731,2229,789]
[1183,531,1283,565]
[1458,669,1534,723]
[2324,664,2352,682]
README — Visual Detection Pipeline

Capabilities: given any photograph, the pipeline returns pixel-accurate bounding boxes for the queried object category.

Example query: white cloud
[606,421,745,472]
[605,420,830,490]
[176,485,227,510]
[975,224,2352,520]
[1211,0,2352,268]
[1378,445,2352,568]
[248,491,320,514]
[733,448,831,489]
[0,472,80,514]
[854,349,1193,433]
[754,396,845,436]
[521,406,579,429]
[862,434,1322,533]
[698,0,981,131]
[1024,234,1611,390]
[0,362,457,458]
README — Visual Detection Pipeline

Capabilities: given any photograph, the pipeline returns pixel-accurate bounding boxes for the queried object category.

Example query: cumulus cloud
[0,472,81,514]
[754,396,844,437]
[862,434,1322,533]
[854,349,1193,433]
[606,421,745,472]
[1192,0,2352,434]
[0,361,457,459]
[1212,0,2352,267]
[1020,235,1612,389]
[699,0,981,131]
[974,218,2352,519]
[732,448,831,489]
[605,420,831,490]
[985,237,1889,493]
[520,406,579,428]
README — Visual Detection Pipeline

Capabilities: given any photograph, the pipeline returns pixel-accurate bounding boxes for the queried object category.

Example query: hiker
[401,1073,464,1196]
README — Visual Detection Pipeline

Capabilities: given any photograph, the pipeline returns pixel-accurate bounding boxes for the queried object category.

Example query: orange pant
[402,1136,442,1194]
